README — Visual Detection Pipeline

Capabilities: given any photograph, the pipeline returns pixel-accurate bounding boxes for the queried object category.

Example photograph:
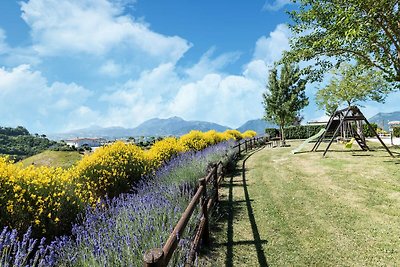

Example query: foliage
[224,129,243,141]
[285,125,325,139]
[0,158,84,238]
[241,130,257,139]
[0,141,238,266]
[262,63,309,141]
[0,130,245,240]
[393,127,400,137]
[265,128,279,138]
[316,63,391,115]
[0,127,57,161]
[284,0,400,85]
[362,123,378,137]
[0,126,30,136]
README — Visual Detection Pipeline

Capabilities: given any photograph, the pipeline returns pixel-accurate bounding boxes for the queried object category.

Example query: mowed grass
[201,141,400,266]
[21,150,83,169]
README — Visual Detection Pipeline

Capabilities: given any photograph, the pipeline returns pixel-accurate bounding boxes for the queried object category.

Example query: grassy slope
[201,141,400,266]
[21,150,83,169]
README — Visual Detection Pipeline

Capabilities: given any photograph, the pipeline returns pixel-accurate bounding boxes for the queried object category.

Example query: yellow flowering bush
[72,141,149,204]
[224,129,243,140]
[145,137,185,168]
[178,130,209,151]
[0,130,255,239]
[242,130,257,139]
[0,157,83,237]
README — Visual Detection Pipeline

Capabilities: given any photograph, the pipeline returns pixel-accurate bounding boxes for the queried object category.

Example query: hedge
[265,128,279,138]
[394,126,400,137]
[284,125,325,139]
[362,123,378,137]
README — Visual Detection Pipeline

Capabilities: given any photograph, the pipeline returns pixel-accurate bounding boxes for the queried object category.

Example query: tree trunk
[280,125,286,146]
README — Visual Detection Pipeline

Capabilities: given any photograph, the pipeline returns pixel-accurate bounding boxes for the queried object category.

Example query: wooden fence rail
[143,136,268,267]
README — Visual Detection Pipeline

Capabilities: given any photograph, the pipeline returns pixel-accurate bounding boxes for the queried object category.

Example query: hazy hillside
[49,117,231,140]
[369,111,400,130]
[132,117,230,136]
[236,119,277,134]
[49,125,134,140]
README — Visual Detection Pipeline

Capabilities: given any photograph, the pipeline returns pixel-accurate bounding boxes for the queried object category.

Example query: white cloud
[95,24,295,129]
[99,60,124,77]
[20,0,191,63]
[185,48,241,80]
[253,23,291,64]
[0,65,92,132]
[263,0,292,11]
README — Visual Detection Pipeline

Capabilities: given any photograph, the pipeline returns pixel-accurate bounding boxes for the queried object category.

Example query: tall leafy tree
[284,0,400,86]
[316,63,391,115]
[263,63,309,143]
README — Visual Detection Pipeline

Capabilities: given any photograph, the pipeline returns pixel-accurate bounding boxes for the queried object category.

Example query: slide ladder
[292,128,326,154]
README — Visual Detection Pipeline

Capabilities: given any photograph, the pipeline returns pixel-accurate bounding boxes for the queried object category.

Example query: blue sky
[0,0,399,134]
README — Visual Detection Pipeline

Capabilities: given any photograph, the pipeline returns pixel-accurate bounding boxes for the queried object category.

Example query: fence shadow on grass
[207,146,269,267]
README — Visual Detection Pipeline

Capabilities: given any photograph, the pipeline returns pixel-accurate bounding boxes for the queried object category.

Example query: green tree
[284,0,400,85]
[262,63,309,143]
[316,63,391,115]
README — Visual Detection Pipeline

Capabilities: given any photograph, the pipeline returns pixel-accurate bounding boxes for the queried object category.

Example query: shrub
[145,137,185,168]
[285,125,325,139]
[242,130,257,139]
[393,126,400,137]
[362,123,378,137]
[0,157,83,238]
[265,128,279,138]
[0,130,246,241]
[72,141,149,203]
[224,129,243,140]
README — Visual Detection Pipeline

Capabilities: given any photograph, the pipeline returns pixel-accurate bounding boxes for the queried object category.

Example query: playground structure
[311,106,394,158]
[292,128,326,154]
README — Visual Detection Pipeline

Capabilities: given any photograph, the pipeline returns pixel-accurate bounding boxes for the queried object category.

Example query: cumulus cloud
[185,48,241,80]
[95,24,293,129]
[263,0,292,11]
[253,23,291,64]
[99,60,124,77]
[0,65,93,132]
[0,5,298,132]
[20,0,191,64]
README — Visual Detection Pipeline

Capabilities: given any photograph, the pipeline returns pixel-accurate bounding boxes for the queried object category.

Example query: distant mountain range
[237,119,276,134]
[368,111,400,130]
[48,117,273,140]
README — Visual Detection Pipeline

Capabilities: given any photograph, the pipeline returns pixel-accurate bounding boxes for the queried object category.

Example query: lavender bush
[0,141,237,266]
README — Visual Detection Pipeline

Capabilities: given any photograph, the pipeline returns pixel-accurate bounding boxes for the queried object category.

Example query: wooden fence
[143,136,268,267]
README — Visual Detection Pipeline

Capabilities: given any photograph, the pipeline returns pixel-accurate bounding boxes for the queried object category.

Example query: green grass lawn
[21,150,83,169]
[201,141,400,266]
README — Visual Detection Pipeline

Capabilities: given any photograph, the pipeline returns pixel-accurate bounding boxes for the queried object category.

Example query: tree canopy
[263,63,309,141]
[284,0,400,85]
[316,63,391,115]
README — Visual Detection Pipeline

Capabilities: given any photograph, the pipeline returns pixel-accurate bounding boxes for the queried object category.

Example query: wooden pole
[200,178,210,246]
[213,164,218,204]
[323,108,351,157]
[143,248,164,267]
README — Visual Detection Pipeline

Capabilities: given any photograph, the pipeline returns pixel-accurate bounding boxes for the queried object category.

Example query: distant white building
[65,138,104,148]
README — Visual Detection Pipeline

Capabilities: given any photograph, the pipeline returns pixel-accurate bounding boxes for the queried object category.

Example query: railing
[143,136,268,267]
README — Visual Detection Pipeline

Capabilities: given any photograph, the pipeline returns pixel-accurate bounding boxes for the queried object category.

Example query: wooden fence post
[238,142,241,155]
[213,164,218,204]
[245,140,248,152]
[199,178,210,246]
[144,248,164,267]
